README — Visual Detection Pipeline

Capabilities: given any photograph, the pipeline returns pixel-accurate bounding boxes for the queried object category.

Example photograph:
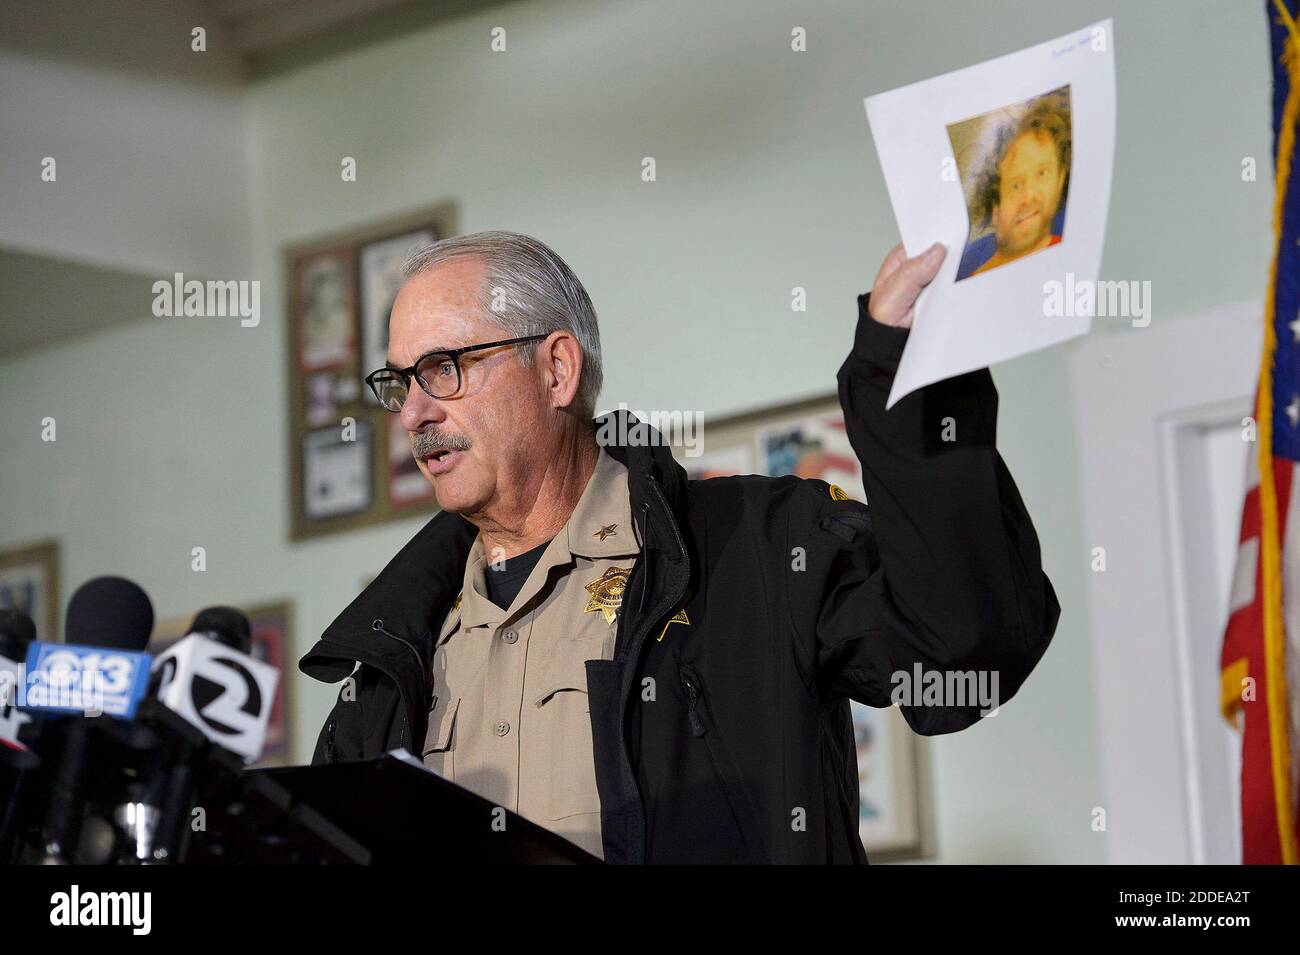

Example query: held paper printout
[864,19,1116,408]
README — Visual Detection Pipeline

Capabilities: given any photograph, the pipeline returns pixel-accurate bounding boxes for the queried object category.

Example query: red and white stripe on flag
[1221,448,1300,863]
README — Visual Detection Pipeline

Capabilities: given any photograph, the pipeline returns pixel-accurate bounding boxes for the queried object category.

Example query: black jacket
[299,294,1060,864]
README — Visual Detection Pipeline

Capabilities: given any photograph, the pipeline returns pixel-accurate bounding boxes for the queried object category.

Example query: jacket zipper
[647,477,688,575]
[626,474,691,668]
[372,618,422,751]
[634,500,651,618]
[677,661,766,861]
[680,670,706,737]
[644,473,692,661]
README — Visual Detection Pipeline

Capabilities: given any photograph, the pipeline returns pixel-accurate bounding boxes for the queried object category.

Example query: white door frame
[1067,302,1260,863]
[1157,396,1252,863]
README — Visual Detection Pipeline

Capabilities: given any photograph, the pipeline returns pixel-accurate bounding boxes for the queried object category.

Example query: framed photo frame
[0,540,60,644]
[359,228,438,393]
[294,247,356,373]
[286,202,457,540]
[851,701,930,859]
[668,393,865,501]
[302,421,373,521]
[667,394,932,859]
[148,600,295,768]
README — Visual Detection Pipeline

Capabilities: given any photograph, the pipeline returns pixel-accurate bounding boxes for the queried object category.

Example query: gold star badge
[828,484,850,501]
[452,592,462,613]
[584,566,632,624]
[594,523,618,542]
[656,608,690,642]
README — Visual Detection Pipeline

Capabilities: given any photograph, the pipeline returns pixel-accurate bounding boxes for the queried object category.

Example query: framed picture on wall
[668,393,865,500]
[285,202,457,540]
[851,702,926,858]
[302,422,373,521]
[359,228,437,394]
[294,248,356,373]
[680,444,754,481]
[148,600,294,767]
[755,410,866,502]
[0,540,59,644]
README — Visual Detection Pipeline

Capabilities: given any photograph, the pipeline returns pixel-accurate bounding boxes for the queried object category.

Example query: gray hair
[403,231,603,421]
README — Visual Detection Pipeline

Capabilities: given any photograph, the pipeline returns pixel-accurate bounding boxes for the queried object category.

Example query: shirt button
[494,720,511,737]
[501,629,518,644]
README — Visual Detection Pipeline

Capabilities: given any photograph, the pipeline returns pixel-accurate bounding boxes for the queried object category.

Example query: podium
[184,753,601,865]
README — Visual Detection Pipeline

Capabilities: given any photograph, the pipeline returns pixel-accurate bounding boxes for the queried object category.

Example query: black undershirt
[483,539,553,610]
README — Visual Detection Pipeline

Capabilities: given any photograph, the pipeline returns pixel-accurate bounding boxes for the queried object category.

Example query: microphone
[31,577,155,863]
[127,606,263,863]
[0,609,38,863]
[151,610,278,762]
[186,606,252,655]
[0,609,36,752]
[0,608,36,663]
[66,576,154,652]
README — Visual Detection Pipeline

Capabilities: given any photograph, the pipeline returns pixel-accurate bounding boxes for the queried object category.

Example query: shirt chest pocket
[421,694,460,781]
[531,633,609,820]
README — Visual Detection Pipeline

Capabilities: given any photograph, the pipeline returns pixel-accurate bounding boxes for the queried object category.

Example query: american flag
[1219,0,1300,866]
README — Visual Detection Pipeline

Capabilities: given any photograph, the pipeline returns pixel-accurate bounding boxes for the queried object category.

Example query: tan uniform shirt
[421,448,638,858]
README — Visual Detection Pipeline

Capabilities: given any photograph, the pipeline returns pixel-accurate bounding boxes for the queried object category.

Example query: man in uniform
[301,231,1060,864]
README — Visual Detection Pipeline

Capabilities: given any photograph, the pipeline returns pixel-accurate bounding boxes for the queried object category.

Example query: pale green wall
[0,0,1273,862]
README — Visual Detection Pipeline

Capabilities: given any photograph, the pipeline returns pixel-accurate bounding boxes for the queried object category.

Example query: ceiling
[0,0,520,357]
[205,0,421,55]
[205,0,521,77]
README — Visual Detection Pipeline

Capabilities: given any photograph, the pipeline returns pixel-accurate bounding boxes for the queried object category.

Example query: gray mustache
[410,430,471,458]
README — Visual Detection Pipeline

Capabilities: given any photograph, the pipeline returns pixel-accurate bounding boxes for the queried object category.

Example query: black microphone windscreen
[188,606,252,655]
[0,608,36,659]
[64,577,154,652]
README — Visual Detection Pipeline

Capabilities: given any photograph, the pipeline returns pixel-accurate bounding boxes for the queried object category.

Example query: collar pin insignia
[657,608,690,642]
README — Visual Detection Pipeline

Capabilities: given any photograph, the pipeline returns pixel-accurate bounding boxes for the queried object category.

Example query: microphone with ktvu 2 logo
[150,608,278,763]
[109,605,276,864]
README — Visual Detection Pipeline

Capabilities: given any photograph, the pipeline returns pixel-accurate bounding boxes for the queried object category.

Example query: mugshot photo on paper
[947,84,1072,282]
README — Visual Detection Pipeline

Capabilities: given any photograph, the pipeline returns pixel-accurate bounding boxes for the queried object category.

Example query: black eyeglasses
[365,335,548,411]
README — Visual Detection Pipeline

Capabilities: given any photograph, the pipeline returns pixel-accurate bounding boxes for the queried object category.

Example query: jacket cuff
[854,292,910,376]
